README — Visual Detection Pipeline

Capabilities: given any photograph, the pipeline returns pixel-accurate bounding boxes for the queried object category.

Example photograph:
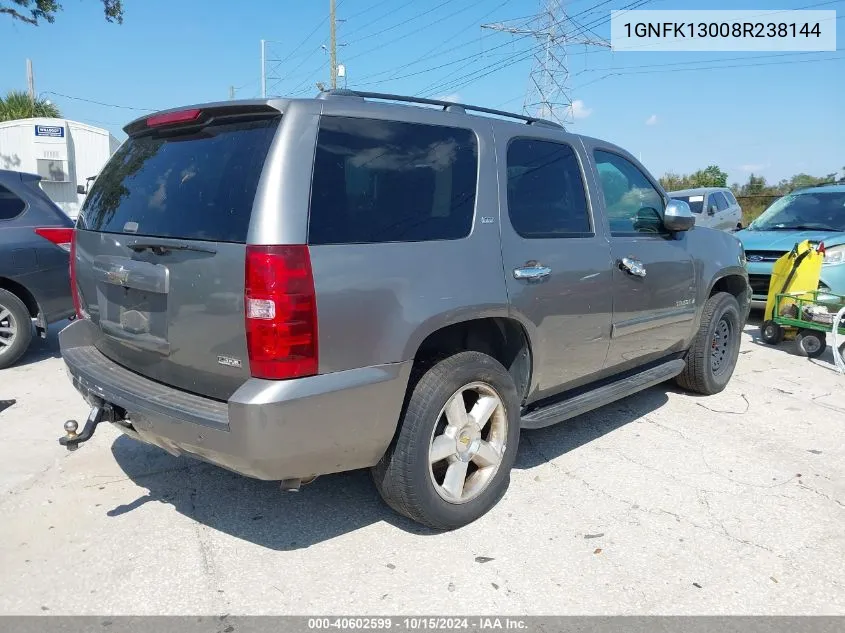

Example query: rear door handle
[619,257,647,278]
[513,264,552,280]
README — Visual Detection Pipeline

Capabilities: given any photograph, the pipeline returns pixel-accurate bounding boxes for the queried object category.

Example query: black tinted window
[506,139,590,238]
[309,117,478,244]
[594,150,665,234]
[79,116,280,242]
[0,185,26,220]
[712,192,729,211]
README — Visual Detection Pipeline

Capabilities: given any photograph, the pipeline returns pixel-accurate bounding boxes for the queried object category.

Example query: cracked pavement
[0,318,843,614]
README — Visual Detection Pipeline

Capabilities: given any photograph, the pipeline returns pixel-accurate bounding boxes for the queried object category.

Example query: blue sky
[1,0,842,185]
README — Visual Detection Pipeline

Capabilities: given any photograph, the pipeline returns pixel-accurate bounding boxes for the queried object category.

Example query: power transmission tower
[482,0,609,125]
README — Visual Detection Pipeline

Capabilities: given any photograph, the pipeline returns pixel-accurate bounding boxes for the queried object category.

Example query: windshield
[670,194,704,214]
[748,191,845,232]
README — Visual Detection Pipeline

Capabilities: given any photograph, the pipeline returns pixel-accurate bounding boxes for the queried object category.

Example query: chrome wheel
[711,317,733,375]
[428,382,508,504]
[0,306,17,356]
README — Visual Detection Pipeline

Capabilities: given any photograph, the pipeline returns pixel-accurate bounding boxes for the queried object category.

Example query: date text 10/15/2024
[307,618,528,630]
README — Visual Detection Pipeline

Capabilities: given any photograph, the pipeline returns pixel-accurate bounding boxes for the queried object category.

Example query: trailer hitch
[59,404,115,451]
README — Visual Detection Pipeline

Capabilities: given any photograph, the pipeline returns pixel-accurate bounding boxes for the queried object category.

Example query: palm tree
[0,90,61,122]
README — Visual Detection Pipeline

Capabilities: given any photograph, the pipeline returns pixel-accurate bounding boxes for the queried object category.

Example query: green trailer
[761,290,845,359]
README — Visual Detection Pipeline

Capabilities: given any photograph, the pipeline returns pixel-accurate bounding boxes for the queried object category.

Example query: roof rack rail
[317,89,565,130]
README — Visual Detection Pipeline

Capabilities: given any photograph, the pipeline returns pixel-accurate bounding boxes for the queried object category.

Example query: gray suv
[59,91,750,529]
[1,170,75,369]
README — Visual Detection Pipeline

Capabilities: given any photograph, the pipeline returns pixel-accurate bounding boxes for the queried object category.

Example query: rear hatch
[74,105,281,401]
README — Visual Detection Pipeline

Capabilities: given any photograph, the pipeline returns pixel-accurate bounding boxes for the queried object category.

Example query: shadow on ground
[108,384,670,550]
[11,320,68,368]
[745,310,844,367]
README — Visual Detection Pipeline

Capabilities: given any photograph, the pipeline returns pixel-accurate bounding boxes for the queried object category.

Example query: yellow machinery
[763,240,824,324]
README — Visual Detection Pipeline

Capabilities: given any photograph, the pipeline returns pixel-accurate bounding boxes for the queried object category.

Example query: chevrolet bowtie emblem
[106,268,130,286]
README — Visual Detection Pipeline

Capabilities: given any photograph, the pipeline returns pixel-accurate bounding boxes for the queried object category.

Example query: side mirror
[76,184,87,195]
[664,199,695,232]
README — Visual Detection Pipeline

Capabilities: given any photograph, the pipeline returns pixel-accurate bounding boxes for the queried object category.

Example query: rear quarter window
[308,116,479,245]
[0,184,26,221]
[79,116,280,243]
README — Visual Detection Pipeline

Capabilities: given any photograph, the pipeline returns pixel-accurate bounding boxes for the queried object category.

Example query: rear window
[308,116,478,245]
[79,116,280,242]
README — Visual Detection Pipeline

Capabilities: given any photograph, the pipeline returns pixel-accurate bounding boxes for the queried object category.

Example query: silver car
[669,187,744,231]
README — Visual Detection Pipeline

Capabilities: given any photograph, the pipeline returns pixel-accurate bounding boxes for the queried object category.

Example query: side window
[713,192,729,211]
[308,116,478,245]
[506,138,591,238]
[593,150,665,235]
[0,184,26,221]
[724,191,738,206]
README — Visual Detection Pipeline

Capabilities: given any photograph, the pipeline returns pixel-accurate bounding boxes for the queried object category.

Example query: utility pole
[260,39,267,98]
[482,0,609,125]
[329,0,338,89]
[229,85,235,100]
[26,58,35,106]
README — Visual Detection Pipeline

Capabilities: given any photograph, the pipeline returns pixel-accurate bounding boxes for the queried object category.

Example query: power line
[571,49,843,77]
[344,0,455,56]
[289,0,486,95]
[355,32,535,88]
[42,91,157,112]
[339,0,418,43]
[571,51,845,90]
[378,0,516,84]
[421,41,546,98]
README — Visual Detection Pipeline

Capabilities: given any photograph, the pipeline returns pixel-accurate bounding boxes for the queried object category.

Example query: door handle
[513,264,552,280]
[619,257,647,278]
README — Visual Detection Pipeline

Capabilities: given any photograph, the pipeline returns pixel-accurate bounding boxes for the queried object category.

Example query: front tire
[0,289,33,370]
[676,292,742,395]
[372,351,520,530]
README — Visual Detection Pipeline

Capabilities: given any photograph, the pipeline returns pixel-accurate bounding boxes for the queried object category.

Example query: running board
[520,359,685,430]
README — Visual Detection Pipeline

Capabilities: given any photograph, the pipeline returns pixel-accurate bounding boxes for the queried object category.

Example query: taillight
[69,230,83,319]
[34,227,73,252]
[245,245,318,380]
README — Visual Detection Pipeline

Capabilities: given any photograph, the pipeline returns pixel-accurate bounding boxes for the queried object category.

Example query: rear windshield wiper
[126,240,217,255]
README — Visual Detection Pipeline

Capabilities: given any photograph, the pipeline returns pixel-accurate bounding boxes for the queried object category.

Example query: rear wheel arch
[0,277,40,320]
[411,317,533,405]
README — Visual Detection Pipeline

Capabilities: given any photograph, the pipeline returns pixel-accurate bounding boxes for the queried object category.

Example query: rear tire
[676,292,742,395]
[761,320,784,345]
[795,330,826,359]
[372,351,520,530]
[0,289,33,370]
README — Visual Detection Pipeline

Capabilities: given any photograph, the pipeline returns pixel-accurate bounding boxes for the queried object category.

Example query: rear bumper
[59,319,412,480]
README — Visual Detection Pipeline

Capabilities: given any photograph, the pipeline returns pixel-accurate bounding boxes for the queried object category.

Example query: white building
[0,117,121,219]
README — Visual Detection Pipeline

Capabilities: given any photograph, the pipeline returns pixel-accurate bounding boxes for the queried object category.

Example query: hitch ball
[63,420,79,451]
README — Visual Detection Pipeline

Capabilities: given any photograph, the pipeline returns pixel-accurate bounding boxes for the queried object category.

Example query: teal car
[735,184,845,309]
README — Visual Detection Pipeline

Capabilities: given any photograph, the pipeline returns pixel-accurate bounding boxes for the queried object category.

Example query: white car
[668,187,743,231]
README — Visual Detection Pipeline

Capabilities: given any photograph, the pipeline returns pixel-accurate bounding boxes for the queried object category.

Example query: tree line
[1,0,122,25]
[659,165,845,221]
